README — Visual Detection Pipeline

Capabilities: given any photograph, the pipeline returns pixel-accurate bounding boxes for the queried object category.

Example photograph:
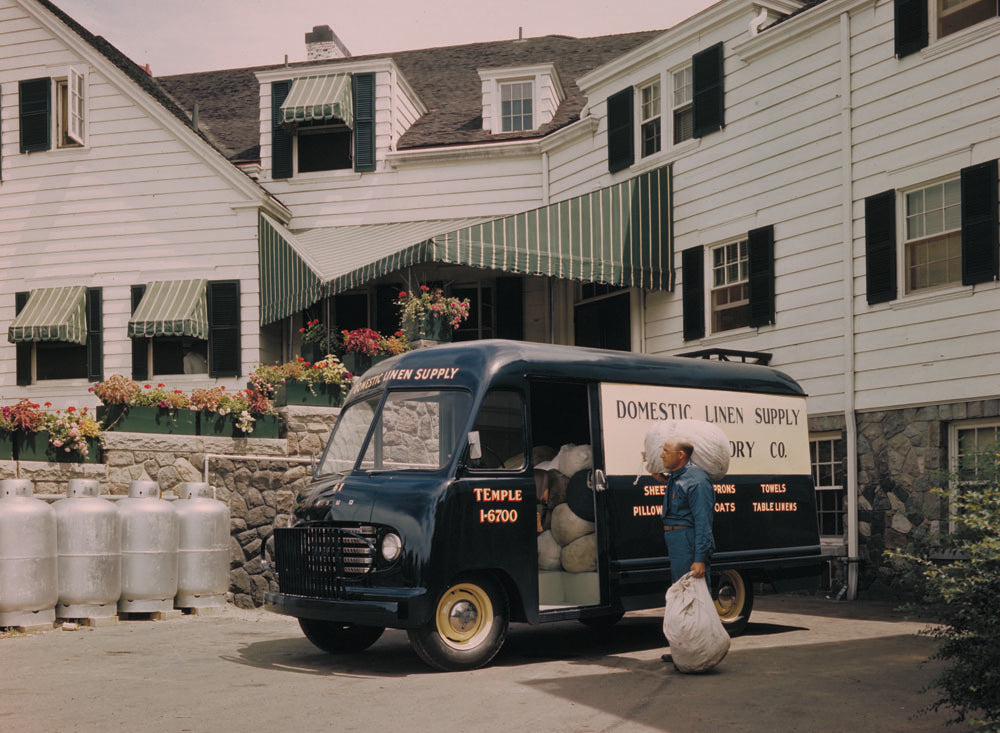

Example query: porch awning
[8,286,88,344]
[280,74,353,126]
[258,164,673,324]
[128,279,208,339]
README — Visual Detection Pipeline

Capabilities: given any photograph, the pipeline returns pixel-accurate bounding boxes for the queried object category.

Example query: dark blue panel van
[263,341,822,670]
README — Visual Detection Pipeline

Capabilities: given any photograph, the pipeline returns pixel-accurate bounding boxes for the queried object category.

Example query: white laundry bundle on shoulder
[643,420,731,480]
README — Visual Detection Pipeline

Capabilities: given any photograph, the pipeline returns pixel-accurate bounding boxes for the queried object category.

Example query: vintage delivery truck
[263,341,822,670]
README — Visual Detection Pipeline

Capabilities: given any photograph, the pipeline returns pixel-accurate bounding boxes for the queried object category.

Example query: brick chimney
[306,25,351,61]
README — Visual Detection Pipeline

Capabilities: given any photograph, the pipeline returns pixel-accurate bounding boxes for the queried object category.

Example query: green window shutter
[14,291,32,386]
[130,285,149,380]
[19,78,51,153]
[207,280,241,378]
[960,159,999,285]
[85,288,103,382]
[353,73,376,172]
[606,87,634,174]
[495,277,524,340]
[894,0,928,58]
[692,43,724,138]
[865,190,897,305]
[271,81,293,179]
[747,225,775,328]
[682,247,705,341]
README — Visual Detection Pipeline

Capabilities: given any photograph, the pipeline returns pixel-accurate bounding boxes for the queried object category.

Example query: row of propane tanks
[0,478,230,628]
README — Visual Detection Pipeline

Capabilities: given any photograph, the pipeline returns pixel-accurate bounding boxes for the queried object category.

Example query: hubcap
[448,600,479,633]
[714,571,745,621]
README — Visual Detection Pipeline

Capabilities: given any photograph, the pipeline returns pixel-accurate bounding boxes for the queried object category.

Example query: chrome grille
[274,525,377,598]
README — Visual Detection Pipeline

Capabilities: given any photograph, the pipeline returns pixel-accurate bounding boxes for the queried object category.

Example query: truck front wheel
[714,569,754,636]
[298,618,385,654]
[408,575,508,671]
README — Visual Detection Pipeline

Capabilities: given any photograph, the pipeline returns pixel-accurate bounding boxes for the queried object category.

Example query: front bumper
[264,587,430,629]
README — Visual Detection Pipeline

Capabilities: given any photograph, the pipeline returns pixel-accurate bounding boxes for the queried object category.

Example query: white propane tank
[117,480,178,613]
[174,482,229,609]
[53,479,121,619]
[0,479,58,627]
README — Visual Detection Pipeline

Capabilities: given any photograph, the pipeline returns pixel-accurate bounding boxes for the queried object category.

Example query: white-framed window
[810,434,846,538]
[710,239,749,332]
[500,81,533,132]
[902,176,961,293]
[146,337,209,377]
[639,79,661,157]
[948,418,1000,527]
[950,419,1000,482]
[672,64,693,144]
[56,67,86,148]
[936,0,998,39]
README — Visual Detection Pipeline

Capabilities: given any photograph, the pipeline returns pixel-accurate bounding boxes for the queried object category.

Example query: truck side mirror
[467,431,482,461]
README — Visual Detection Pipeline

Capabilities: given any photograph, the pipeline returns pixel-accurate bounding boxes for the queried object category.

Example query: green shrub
[887,443,1000,730]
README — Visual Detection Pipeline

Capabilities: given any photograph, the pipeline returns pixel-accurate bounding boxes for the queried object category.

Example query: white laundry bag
[662,572,730,673]
[643,420,731,480]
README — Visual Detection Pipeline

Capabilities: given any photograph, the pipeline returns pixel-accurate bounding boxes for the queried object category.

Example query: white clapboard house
[2,0,999,596]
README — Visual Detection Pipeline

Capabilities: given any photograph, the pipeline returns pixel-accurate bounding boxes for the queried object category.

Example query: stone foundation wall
[0,405,340,609]
[852,398,999,596]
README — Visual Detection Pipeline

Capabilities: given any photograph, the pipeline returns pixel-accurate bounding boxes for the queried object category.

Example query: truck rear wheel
[408,575,508,671]
[714,569,753,636]
[298,618,385,654]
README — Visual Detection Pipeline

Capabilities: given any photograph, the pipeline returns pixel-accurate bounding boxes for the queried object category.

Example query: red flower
[44,401,52,407]
[144,384,151,389]
[157,383,165,388]
[298,327,306,333]
[399,291,407,298]
[395,330,403,337]
[420,285,429,291]
[296,356,304,362]
[66,406,76,412]
[173,390,184,395]
[220,385,226,390]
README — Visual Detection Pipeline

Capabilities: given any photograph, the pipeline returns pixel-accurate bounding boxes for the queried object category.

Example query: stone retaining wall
[0,405,340,609]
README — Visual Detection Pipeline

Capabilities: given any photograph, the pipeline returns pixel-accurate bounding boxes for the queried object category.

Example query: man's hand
[690,561,706,578]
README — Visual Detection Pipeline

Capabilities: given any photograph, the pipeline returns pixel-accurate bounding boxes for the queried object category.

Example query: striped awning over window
[8,286,88,344]
[258,164,673,324]
[280,74,353,126]
[128,280,208,339]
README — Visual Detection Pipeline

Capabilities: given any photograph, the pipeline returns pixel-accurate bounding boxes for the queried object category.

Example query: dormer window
[500,81,533,132]
[479,64,563,134]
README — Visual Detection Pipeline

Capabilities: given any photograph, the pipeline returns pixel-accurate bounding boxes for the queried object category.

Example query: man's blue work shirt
[661,462,716,562]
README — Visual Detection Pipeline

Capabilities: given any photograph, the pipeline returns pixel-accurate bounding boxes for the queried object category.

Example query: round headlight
[380,532,402,563]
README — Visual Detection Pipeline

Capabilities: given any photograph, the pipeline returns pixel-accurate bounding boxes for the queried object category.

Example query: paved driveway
[1,595,950,733]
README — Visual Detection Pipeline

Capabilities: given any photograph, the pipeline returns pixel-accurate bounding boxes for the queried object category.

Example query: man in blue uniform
[657,437,716,664]
[659,438,716,585]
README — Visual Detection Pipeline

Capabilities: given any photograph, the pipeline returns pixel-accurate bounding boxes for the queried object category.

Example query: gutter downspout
[839,10,860,600]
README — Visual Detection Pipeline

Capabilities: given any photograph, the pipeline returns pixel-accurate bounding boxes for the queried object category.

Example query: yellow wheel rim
[435,582,494,650]
[714,570,746,622]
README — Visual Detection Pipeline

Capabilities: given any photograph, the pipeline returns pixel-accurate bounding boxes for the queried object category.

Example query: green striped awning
[280,74,353,126]
[8,286,88,344]
[259,213,324,325]
[257,164,673,324]
[128,280,208,339]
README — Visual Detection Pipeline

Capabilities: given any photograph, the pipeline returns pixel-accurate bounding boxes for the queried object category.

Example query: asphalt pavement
[1,594,953,733]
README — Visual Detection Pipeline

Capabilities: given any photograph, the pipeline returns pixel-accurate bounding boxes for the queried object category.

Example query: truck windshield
[318,389,472,475]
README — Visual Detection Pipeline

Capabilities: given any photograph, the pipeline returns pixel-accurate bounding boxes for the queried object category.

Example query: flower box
[199,412,237,437]
[280,380,345,407]
[0,432,13,461]
[238,414,281,439]
[341,352,390,377]
[404,314,452,343]
[97,405,198,435]
[14,431,102,464]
